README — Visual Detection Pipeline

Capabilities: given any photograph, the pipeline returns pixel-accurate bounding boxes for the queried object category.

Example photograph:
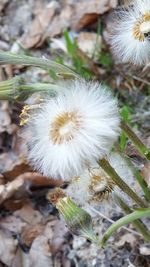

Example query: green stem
[127,159,150,203]
[0,76,23,100]
[121,121,150,161]
[0,77,62,100]
[114,146,150,203]
[0,52,79,79]
[99,158,147,208]
[115,195,150,243]
[19,83,61,95]
[134,170,150,203]
[100,207,150,247]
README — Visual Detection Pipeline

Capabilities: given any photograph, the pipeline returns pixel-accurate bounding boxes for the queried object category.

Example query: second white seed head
[110,0,150,65]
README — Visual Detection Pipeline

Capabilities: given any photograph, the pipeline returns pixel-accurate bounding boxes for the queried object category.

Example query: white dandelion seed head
[110,0,150,65]
[23,79,120,180]
[66,165,115,208]
[66,152,140,210]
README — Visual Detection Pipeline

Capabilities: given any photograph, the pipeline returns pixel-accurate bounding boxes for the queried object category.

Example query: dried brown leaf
[72,0,118,30]
[0,176,24,204]
[20,224,44,247]
[12,248,30,267]
[0,230,18,266]
[0,0,9,12]
[115,233,136,248]
[44,220,68,253]
[0,215,27,234]
[0,101,11,133]
[77,32,102,61]
[46,5,74,38]
[14,204,43,225]
[20,2,58,49]
[29,235,53,267]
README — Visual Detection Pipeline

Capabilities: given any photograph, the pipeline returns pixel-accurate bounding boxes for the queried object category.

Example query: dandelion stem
[0,77,61,100]
[121,121,150,161]
[114,146,150,204]
[115,195,150,243]
[0,76,23,100]
[19,83,61,95]
[0,52,79,79]
[126,158,150,203]
[100,198,150,247]
[89,206,141,237]
[99,158,147,208]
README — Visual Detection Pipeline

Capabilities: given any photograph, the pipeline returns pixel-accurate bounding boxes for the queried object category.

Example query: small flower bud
[47,188,98,243]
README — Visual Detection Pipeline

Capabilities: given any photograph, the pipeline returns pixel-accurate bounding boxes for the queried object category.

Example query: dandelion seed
[23,79,120,180]
[110,0,150,65]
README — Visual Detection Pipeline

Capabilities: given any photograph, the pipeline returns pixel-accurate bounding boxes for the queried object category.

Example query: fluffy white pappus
[24,79,120,180]
[66,152,141,210]
[110,0,150,65]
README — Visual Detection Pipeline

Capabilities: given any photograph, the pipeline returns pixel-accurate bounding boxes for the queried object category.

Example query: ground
[0,0,150,266]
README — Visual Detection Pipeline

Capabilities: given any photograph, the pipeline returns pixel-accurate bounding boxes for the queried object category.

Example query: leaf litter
[0,0,150,266]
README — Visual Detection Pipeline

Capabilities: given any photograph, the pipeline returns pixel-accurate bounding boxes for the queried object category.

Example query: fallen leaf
[0,101,11,133]
[0,230,18,266]
[46,5,74,38]
[29,235,53,267]
[3,163,31,182]
[115,233,137,248]
[20,2,59,49]
[14,204,43,225]
[0,0,9,12]
[0,215,27,234]
[44,219,68,253]
[20,224,44,248]
[0,176,24,204]
[0,174,4,185]
[139,245,150,256]
[77,32,102,61]
[12,248,30,267]
[72,0,118,30]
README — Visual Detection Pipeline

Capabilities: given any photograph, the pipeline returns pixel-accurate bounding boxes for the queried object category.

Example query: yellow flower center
[133,13,150,41]
[50,111,82,144]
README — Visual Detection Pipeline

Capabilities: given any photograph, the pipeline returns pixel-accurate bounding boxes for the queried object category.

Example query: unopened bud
[47,188,98,243]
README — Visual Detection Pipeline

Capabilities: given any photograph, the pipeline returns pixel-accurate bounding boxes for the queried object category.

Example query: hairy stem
[121,121,150,161]
[0,77,61,100]
[99,158,147,208]
[114,146,150,204]
[19,83,61,94]
[115,195,150,243]
[0,52,79,79]
[128,161,150,203]
[100,206,150,247]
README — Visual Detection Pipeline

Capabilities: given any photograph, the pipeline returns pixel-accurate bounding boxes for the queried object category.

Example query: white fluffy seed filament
[133,13,150,41]
[140,21,150,34]
[89,169,115,202]
[50,111,82,144]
